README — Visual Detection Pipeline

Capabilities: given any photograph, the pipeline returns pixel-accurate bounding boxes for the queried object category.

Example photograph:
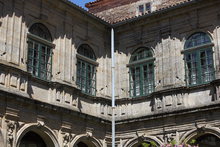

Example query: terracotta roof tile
[111,0,194,24]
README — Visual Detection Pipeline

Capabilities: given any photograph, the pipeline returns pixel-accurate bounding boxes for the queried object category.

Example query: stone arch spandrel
[180,125,220,144]
[124,136,163,147]
[16,123,59,147]
[71,134,102,147]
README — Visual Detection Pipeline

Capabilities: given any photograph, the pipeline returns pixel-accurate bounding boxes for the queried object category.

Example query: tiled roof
[63,0,111,26]
[111,0,196,24]
[68,0,198,25]
[86,0,103,7]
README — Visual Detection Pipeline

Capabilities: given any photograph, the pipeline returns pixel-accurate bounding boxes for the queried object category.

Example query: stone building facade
[0,0,220,147]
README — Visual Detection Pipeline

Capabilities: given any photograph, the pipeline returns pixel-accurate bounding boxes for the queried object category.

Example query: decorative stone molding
[0,70,6,85]
[165,133,175,144]
[52,86,79,108]
[37,120,45,128]
[70,134,102,147]
[86,127,94,137]
[6,121,17,147]
[213,85,220,101]
[16,123,59,147]
[155,97,163,110]
[63,133,73,147]
[136,131,145,140]
[180,124,220,143]
[154,92,185,112]
[120,104,126,115]
[0,67,28,93]
[124,135,163,147]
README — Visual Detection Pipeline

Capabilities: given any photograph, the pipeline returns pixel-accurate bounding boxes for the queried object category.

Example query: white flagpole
[111,28,115,147]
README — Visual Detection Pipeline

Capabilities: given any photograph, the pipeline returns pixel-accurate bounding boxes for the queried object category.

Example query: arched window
[76,44,97,96]
[128,47,155,97]
[184,32,215,86]
[27,23,53,80]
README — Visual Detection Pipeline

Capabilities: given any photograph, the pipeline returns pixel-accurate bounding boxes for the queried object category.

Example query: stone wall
[0,0,113,146]
[0,0,220,146]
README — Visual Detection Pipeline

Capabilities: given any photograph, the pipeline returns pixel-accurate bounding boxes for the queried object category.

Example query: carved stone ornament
[86,127,93,137]
[37,120,45,128]
[63,133,72,147]
[156,97,162,110]
[7,121,16,147]
[165,133,175,144]
[136,131,145,141]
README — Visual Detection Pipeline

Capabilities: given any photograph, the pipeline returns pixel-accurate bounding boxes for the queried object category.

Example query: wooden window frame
[27,33,53,81]
[76,45,98,96]
[183,33,215,86]
[128,48,155,98]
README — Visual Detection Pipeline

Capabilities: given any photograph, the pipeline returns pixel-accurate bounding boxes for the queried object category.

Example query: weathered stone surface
[0,0,220,146]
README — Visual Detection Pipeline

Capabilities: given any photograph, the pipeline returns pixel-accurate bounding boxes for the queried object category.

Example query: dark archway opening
[137,143,156,147]
[20,131,46,147]
[196,134,220,147]
[77,141,89,147]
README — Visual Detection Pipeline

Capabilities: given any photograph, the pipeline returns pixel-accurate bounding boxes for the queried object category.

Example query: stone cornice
[116,102,220,124]
[0,86,111,124]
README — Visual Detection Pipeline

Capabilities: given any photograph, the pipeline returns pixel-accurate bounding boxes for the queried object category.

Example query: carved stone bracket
[37,120,45,128]
[6,120,17,147]
[86,127,93,137]
[136,131,145,141]
[63,133,73,147]
[165,133,175,144]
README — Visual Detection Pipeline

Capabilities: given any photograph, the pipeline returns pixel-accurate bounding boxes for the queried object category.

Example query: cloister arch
[71,134,102,147]
[124,136,163,147]
[16,123,59,147]
[180,126,220,146]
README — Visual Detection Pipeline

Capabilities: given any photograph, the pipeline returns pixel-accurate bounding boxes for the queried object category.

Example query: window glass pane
[28,23,52,81]
[29,23,52,41]
[130,48,153,62]
[184,33,214,86]
[185,32,211,49]
[78,44,96,60]
[145,3,151,13]
[27,39,52,80]
[76,59,96,96]
[186,53,198,85]
[135,67,141,96]
[138,5,144,15]
[200,49,214,83]
[129,48,154,97]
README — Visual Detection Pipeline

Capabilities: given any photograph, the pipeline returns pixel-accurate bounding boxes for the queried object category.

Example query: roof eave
[62,0,112,27]
[112,0,200,27]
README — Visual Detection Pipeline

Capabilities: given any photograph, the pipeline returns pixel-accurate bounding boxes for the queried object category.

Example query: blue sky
[70,0,93,9]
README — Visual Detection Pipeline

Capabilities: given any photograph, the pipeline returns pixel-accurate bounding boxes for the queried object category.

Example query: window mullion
[50,47,52,80]
[140,65,144,96]
[152,62,155,92]
[31,40,35,73]
[85,62,88,94]
[94,66,96,96]
[129,68,132,97]
[80,61,83,90]
[38,43,41,78]
[134,67,137,97]
[197,50,202,85]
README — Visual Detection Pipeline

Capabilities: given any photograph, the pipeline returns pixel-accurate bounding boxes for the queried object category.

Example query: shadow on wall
[0,0,111,60]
